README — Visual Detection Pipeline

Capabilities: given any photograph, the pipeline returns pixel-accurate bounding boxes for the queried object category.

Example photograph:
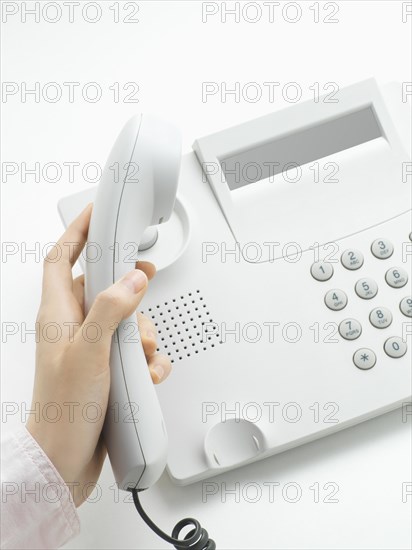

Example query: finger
[137,312,157,358]
[73,275,85,307]
[148,353,172,384]
[135,261,156,281]
[42,204,92,301]
[71,266,153,311]
[73,269,148,361]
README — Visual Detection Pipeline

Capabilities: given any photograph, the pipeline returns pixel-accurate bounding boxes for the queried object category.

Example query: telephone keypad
[312,232,411,368]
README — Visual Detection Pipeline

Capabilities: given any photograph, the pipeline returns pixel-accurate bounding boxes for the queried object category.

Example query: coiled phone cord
[131,488,216,550]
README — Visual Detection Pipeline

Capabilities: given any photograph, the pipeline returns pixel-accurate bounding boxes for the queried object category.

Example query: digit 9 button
[400,297,412,317]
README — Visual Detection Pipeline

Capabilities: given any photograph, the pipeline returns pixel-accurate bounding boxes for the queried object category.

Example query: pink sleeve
[1,427,80,549]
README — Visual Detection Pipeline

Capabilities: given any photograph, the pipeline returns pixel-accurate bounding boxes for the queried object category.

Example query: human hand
[26,204,171,506]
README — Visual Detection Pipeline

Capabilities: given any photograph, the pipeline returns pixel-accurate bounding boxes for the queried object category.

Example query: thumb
[75,269,148,358]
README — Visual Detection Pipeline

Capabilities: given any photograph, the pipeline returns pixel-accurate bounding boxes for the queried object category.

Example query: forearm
[1,427,80,550]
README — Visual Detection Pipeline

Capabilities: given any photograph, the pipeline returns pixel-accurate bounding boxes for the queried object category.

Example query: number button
[353,348,376,370]
[400,296,412,317]
[385,267,408,288]
[339,318,362,340]
[310,261,334,281]
[384,337,407,358]
[324,289,348,311]
[355,278,378,300]
[371,238,394,259]
[369,307,392,329]
[341,249,364,270]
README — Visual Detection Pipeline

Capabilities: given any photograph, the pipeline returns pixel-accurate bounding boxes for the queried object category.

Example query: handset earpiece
[85,113,181,490]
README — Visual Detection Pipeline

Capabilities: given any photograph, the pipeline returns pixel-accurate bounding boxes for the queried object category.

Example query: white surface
[1,2,411,549]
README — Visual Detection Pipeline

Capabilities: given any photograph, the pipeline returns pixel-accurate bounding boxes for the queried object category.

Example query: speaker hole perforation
[140,290,222,363]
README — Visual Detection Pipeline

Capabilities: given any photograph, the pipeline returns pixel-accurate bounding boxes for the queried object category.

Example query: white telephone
[59,79,411,495]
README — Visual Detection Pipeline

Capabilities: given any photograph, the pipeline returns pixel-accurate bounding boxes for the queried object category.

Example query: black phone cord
[131,488,216,550]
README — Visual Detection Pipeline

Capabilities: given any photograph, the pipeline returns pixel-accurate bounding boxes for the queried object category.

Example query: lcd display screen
[220,106,383,190]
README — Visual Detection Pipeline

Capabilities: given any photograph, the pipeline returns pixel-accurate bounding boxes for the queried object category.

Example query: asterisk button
[353,348,376,370]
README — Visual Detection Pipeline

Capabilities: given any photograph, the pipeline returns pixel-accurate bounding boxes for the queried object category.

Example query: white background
[1,1,411,549]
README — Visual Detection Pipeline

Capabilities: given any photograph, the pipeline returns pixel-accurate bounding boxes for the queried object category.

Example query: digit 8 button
[369,307,392,329]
